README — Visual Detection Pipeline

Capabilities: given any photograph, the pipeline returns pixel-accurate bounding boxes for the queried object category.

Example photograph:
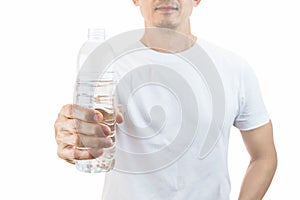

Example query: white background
[0,0,299,199]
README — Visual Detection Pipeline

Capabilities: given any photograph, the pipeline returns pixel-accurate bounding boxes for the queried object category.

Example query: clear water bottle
[74,28,116,173]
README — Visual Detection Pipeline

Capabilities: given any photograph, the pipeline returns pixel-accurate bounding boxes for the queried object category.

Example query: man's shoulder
[196,38,249,71]
[197,39,243,60]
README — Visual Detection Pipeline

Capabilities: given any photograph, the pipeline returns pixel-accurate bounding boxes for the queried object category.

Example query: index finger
[59,104,103,123]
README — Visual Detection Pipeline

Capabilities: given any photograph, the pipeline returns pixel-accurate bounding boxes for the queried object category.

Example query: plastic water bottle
[74,28,116,173]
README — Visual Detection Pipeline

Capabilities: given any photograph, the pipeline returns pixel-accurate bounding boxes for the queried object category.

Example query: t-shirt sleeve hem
[237,117,270,131]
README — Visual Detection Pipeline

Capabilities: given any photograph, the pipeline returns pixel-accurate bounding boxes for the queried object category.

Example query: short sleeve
[233,61,270,131]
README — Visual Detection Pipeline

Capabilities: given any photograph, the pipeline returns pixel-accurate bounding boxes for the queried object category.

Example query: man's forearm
[238,157,277,200]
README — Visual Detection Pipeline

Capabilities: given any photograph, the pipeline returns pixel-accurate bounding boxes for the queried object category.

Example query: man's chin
[155,23,178,30]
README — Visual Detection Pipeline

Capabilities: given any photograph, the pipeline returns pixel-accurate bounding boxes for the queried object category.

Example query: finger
[77,134,113,148]
[57,144,104,162]
[56,129,113,148]
[59,104,103,123]
[116,112,123,124]
[116,104,124,124]
[57,144,78,162]
[75,146,104,160]
[60,119,111,136]
[55,130,77,145]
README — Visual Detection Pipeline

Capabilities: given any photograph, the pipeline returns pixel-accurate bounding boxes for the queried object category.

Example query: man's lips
[155,5,179,12]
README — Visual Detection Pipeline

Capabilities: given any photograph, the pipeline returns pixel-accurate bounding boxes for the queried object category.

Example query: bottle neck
[88,28,105,41]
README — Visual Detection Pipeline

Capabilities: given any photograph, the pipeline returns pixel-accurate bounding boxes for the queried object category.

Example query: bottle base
[75,158,115,173]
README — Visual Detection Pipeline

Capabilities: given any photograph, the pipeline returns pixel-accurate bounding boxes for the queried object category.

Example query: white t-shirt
[100,39,270,200]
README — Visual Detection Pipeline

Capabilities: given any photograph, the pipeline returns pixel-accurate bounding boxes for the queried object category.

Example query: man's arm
[238,121,277,200]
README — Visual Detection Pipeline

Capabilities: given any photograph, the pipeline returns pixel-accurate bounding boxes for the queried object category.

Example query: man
[54,0,277,199]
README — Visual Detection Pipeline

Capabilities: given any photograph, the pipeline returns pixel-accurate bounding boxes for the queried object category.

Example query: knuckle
[54,120,64,132]
[70,148,76,160]
[62,104,73,117]
[68,146,77,160]
[62,104,73,112]
[57,146,65,160]
[74,134,82,147]
[55,129,69,145]
[71,119,80,132]
[54,120,59,130]
[55,133,62,144]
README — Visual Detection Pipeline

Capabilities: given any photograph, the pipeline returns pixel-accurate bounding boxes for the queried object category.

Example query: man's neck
[140,27,197,53]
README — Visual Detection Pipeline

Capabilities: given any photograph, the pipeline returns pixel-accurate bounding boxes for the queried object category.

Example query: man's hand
[54,104,123,164]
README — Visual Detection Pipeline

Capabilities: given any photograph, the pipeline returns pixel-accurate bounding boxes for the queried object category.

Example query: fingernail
[106,138,113,146]
[116,112,124,123]
[94,113,102,122]
[105,127,111,136]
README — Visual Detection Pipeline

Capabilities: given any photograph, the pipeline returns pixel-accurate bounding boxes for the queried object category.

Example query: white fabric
[101,39,270,200]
